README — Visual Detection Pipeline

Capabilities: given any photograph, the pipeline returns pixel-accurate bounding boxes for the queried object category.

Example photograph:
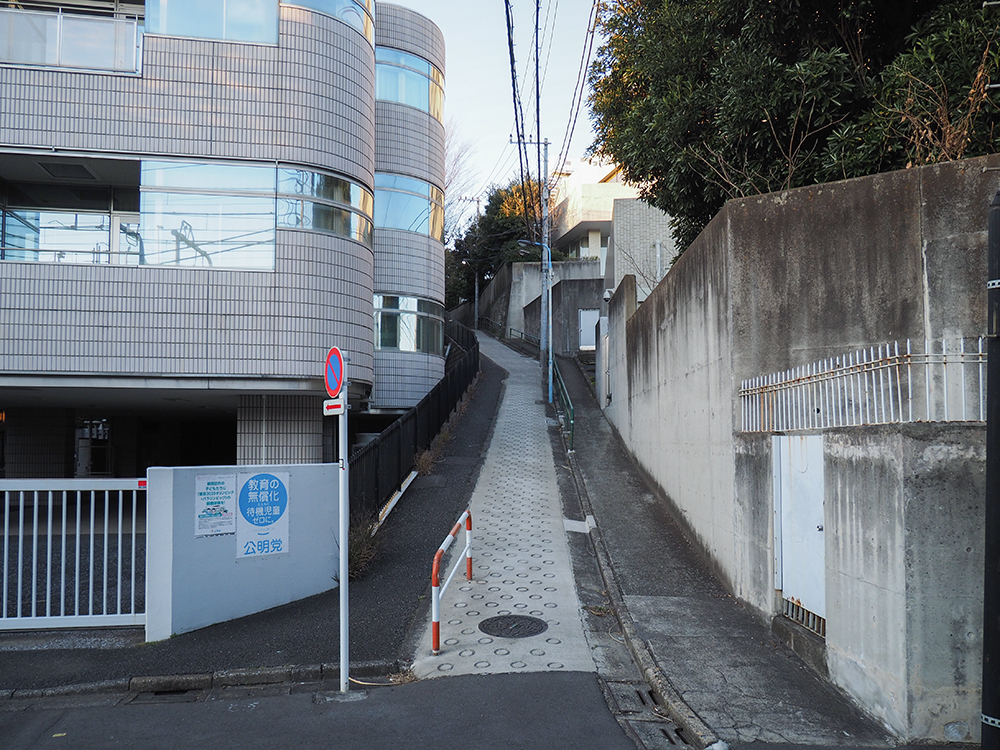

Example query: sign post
[324,347,350,693]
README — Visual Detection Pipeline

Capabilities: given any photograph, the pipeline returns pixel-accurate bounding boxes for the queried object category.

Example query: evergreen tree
[589,0,1000,251]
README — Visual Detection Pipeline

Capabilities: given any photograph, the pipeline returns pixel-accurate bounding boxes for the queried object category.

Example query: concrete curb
[2,659,401,701]
[565,447,721,750]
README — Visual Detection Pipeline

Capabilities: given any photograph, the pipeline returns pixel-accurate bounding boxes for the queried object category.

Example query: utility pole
[515,137,552,403]
[542,139,552,404]
[984,189,1000,749]
[535,0,552,404]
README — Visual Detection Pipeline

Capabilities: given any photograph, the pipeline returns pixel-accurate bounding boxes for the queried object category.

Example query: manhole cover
[478,615,548,639]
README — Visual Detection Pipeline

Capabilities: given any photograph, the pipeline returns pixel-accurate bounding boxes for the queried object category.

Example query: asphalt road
[0,672,636,750]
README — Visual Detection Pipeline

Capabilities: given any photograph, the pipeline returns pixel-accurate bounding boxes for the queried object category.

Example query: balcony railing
[0,5,142,73]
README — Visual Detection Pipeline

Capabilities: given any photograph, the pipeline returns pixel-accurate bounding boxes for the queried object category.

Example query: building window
[373,295,444,356]
[140,161,277,269]
[1,161,372,268]
[282,0,373,44]
[376,46,444,122]
[277,168,373,247]
[374,173,444,242]
[0,179,141,264]
[147,0,278,44]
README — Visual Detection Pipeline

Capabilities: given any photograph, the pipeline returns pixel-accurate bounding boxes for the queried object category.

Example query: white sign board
[236,471,290,558]
[323,393,346,416]
[194,474,236,537]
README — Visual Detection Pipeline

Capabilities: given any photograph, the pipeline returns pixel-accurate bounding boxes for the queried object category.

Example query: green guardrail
[478,317,503,338]
[552,359,575,451]
[508,327,540,348]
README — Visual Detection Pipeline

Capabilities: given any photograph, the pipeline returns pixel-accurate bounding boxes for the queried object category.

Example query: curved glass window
[374,173,444,242]
[278,169,373,216]
[374,295,444,356]
[147,0,278,44]
[277,201,372,246]
[376,46,444,122]
[2,161,372,268]
[281,0,373,44]
[277,167,373,247]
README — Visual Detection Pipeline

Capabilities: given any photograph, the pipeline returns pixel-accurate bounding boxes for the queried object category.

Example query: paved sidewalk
[556,354,895,748]
[411,337,592,677]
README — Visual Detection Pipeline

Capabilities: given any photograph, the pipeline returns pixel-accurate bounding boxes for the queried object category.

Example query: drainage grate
[600,680,695,749]
[129,689,201,705]
[625,718,693,748]
[478,615,548,639]
[783,597,826,638]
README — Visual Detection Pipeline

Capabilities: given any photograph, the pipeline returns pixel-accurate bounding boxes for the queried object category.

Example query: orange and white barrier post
[431,509,473,655]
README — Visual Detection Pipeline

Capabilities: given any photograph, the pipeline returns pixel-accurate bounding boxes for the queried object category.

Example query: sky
[396,0,602,216]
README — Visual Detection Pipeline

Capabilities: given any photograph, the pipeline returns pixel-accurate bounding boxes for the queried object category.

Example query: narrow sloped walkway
[411,336,592,677]
[556,354,894,748]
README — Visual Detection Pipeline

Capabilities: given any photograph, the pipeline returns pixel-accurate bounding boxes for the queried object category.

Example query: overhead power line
[505,0,536,241]
[551,0,602,194]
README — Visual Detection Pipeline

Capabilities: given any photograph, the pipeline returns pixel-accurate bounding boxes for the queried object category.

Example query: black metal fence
[349,323,480,521]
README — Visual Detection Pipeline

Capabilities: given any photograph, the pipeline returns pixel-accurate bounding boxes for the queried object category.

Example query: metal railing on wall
[507,327,540,357]
[553,360,575,450]
[478,317,503,339]
[1,480,146,630]
[349,322,480,521]
[740,338,986,432]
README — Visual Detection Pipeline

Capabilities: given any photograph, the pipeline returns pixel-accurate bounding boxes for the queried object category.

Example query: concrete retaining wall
[824,424,984,741]
[604,155,996,742]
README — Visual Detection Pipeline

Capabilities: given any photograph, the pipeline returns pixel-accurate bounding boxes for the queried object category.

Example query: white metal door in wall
[773,435,826,631]
[579,309,599,351]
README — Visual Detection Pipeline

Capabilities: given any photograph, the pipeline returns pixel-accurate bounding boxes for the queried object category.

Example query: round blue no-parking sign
[325,347,344,399]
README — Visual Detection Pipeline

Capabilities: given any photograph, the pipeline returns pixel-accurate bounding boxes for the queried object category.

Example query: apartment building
[0,0,445,477]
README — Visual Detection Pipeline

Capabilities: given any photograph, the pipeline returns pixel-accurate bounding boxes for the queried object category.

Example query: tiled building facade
[0,0,445,477]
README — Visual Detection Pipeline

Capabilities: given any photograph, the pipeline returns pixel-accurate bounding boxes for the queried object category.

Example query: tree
[588,0,1000,251]
[443,118,479,247]
[445,178,545,309]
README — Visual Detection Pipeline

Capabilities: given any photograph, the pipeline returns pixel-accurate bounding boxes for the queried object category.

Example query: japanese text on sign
[236,472,289,559]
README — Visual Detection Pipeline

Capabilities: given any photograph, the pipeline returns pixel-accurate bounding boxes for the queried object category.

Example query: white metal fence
[740,338,986,432]
[1,480,146,629]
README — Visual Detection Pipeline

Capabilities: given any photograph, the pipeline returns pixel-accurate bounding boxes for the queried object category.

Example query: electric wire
[505,0,536,241]
[551,0,602,195]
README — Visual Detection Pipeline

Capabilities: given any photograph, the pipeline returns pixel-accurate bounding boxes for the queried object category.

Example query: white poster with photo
[236,471,290,559]
[194,474,236,537]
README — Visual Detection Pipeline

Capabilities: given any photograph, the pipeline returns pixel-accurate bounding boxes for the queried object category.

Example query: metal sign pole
[324,346,349,693]
[339,387,349,693]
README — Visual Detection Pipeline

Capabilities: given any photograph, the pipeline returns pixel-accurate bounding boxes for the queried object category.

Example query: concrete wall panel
[602,155,995,741]
[373,350,445,409]
[375,3,446,74]
[145,463,340,640]
[374,229,445,301]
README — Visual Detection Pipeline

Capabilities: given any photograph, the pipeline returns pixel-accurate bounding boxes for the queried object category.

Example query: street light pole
[541,139,552,404]
[516,136,552,404]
